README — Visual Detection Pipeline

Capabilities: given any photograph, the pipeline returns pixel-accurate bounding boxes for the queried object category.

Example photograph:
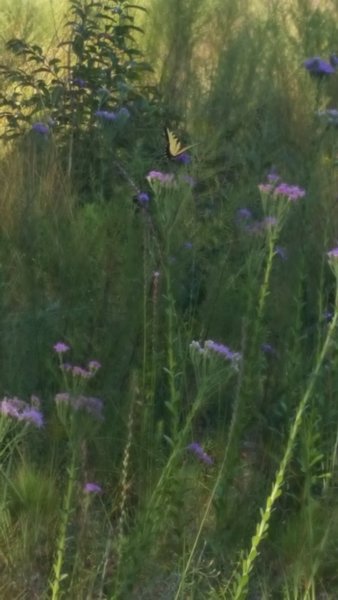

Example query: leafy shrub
[0,0,162,197]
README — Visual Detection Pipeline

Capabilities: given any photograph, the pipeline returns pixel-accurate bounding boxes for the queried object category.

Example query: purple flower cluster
[187,442,214,465]
[175,152,191,164]
[54,342,70,354]
[95,107,130,122]
[0,396,44,428]
[32,122,50,135]
[304,57,335,76]
[190,339,241,366]
[259,181,305,202]
[55,393,104,420]
[60,359,101,379]
[135,191,150,204]
[205,340,242,363]
[95,110,117,121]
[267,172,280,183]
[83,482,102,494]
[53,343,101,379]
[146,170,175,185]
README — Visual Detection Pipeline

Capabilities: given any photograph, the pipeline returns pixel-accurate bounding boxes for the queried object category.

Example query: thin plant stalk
[230,289,338,600]
[50,446,78,600]
[164,262,180,441]
[256,231,276,328]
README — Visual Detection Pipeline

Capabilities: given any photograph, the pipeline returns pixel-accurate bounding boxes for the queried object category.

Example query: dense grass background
[0,0,337,598]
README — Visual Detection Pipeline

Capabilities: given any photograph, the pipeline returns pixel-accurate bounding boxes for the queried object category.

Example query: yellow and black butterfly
[164,127,196,160]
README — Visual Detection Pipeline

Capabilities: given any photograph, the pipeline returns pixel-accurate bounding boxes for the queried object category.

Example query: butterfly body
[164,127,196,160]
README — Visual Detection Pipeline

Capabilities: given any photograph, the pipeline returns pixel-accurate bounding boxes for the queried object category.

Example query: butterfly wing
[165,128,194,159]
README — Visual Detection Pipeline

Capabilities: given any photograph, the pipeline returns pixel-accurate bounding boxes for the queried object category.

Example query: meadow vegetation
[0,0,337,598]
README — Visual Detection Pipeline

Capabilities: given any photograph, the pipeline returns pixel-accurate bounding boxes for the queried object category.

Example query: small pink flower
[88,360,101,373]
[53,342,70,354]
[84,482,102,494]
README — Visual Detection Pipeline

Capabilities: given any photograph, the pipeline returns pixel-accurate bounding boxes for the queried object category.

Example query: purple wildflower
[304,57,335,76]
[20,407,44,428]
[32,122,49,135]
[274,183,305,201]
[267,172,280,183]
[84,482,103,494]
[204,340,242,365]
[55,392,71,403]
[259,181,305,202]
[258,183,273,194]
[0,397,44,428]
[190,340,241,367]
[54,342,70,354]
[0,397,25,419]
[73,78,87,88]
[95,110,117,121]
[55,393,103,420]
[146,170,175,185]
[136,192,150,204]
[236,208,253,221]
[187,442,214,465]
[88,360,101,373]
[327,247,338,259]
[71,365,91,379]
[175,152,191,164]
[60,362,100,379]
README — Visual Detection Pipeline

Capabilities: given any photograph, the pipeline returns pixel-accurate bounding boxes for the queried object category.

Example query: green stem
[165,264,180,440]
[256,233,276,327]
[50,446,78,600]
[232,294,338,600]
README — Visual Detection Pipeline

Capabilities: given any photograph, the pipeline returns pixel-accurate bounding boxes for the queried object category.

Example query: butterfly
[164,127,196,160]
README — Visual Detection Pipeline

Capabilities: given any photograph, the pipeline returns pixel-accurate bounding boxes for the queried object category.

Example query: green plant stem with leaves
[230,286,338,600]
[256,229,277,331]
[164,261,181,442]
[50,444,78,600]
